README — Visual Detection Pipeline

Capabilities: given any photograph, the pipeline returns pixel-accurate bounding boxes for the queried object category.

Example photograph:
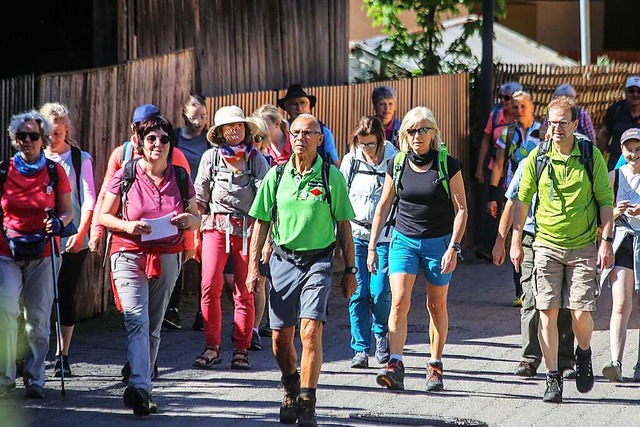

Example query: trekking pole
[46,208,66,397]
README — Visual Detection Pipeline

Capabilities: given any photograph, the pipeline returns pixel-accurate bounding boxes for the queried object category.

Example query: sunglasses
[406,127,432,136]
[254,135,266,143]
[357,142,377,149]
[499,94,511,101]
[16,132,41,142]
[145,134,171,145]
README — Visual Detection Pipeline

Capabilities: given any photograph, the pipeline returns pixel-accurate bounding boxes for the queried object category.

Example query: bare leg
[273,326,297,375]
[539,308,560,371]
[56,325,75,356]
[253,276,267,329]
[299,319,323,388]
[608,267,634,362]
[426,283,449,360]
[388,273,416,356]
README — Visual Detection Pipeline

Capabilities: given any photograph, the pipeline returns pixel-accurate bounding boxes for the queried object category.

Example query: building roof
[349,14,577,81]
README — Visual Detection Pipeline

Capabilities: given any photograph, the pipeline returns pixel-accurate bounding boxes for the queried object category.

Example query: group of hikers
[0,76,639,425]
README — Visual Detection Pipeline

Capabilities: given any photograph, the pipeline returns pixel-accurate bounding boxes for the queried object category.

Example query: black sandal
[192,347,222,369]
[230,349,251,370]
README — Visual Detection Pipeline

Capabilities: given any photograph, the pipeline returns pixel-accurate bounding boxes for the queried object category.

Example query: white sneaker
[602,360,623,382]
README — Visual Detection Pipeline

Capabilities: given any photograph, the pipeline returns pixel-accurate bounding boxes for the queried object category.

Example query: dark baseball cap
[132,104,160,124]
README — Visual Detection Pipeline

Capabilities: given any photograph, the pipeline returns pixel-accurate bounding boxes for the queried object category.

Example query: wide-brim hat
[206,105,258,144]
[277,84,316,110]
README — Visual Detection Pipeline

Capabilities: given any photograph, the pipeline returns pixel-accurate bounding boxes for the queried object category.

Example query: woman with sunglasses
[367,106,467,392]
[192,106,269,371]
[340,116,398,369]
[0,111,73,399]
[99,115,200,416]
[253,104,291,166]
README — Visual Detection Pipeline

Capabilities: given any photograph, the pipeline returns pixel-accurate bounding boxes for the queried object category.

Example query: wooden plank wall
[0,75,36,160]
[35,50,194,319]
[495,64,640,130]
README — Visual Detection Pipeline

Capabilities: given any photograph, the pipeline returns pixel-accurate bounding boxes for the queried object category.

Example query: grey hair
[39,102,77,146]
[7,110,53,150]
[398,106,443,153]
[553,83,577,99]
[291,113,321,132]
[372,85,397,106]
[500,81,523,95]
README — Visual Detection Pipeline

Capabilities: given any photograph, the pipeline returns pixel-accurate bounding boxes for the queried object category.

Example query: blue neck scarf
[13,151,46,176]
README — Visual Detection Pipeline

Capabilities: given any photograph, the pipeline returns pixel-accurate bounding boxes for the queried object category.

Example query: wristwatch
[602,236,613,243]
[450,242,462,254]
[344,266,358,274]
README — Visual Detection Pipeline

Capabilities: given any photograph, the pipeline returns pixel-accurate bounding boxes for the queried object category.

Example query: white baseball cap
[625,76,640,89]
[621,128,640,145]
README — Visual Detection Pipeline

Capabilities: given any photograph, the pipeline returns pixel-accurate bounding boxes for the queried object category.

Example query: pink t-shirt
[484,109,510,146]
[0,160,72,257]
[107,162,195,254]
[263,134,292,166]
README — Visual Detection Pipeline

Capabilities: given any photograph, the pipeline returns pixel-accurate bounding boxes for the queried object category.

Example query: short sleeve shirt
[249,154,355,250]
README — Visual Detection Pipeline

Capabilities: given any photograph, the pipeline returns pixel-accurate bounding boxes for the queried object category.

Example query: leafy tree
[363,0,506,77]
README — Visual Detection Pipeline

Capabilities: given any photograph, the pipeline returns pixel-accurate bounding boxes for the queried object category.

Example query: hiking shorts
[388,230,453,286]
[268,250,333,329]
[533,242,598,311]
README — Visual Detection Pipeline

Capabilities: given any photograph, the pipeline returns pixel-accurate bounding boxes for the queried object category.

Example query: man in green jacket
[510,96,614,403]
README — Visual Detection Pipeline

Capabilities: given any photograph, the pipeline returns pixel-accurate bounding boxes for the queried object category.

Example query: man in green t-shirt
[247,114,356,427]
[510,96,614,404]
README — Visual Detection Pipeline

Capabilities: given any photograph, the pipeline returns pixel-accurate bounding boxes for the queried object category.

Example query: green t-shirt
[249,154,355,251]
[518,138,613,250]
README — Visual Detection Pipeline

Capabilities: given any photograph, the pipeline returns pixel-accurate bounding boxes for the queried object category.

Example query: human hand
[340,273,357,299]
[171,213,195,230]
[492,241,506,266]
[127,221,151,235]
[626,203,640,217]
[440,247,458,274]
[65,234,84,253]
[366,248,378,274]
[88,233,103,255]
[475,167,485,184]
[614,200,629,218]
[510,240,524,273]
[487,201,498,218]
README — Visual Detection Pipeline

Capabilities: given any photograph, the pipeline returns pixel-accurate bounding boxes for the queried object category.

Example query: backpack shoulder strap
[577,136,594,187]
[392,151,407,193]
[614,168,620,202]
[437,145,450,198]
[346,156,358,189]
[270,163,287,221]
[120,157,139,216]
[70,146,83,205]
[535,140,552,184]
[173,164,190,210]
[45,158,59,214]
[122,141,134,165]
[321,158,334,221]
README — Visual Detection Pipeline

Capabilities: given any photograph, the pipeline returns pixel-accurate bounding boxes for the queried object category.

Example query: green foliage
[364,0,506,78]
[596,55,614,67]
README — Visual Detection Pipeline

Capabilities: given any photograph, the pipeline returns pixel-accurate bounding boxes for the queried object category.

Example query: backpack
[386,144,451,236]
[119,158,190,218]
[270,156,334,223]
[535,135,600,223]
[208,146,257,194]
[69,146,83,205]
[345,156,385,190]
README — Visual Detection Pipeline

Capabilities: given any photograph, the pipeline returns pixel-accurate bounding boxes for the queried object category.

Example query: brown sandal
[192,347,222,369]
[230,349,251,370]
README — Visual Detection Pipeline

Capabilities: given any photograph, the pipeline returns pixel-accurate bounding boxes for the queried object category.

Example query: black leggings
[57,249,89,326]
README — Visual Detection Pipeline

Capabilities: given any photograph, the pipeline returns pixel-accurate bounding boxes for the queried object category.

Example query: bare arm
[366,173,397,273]
[441,171,467,274]
[509,199,531,273]
[492,198,515,266]
[246,219,270,293]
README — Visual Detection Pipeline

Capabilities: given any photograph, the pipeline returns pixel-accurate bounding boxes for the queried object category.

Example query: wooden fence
[494,63,640,129]
[0,75,35,160]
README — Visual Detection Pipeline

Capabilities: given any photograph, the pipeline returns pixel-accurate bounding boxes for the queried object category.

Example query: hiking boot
[54,355,71,378]
[575,347,594,393]
[0,382,16,398]
[514,360,537,378]
[376,358,404,390]
[426,361,444,391]
[602,360,623,382]
[249,330,262,351]
[374,334,390,364]
[296,396,317,427]
[163,307,181,330]
[25,384,45,399]
[123,386,152,417]
[351,351,369,369]
[192,311,204,331]
[121,362,158,384]
[542,372,563,403]
[633,363,640,382]
[280,375,300,424]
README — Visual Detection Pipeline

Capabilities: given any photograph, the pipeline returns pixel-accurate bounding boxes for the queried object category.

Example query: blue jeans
[349,238,391,353]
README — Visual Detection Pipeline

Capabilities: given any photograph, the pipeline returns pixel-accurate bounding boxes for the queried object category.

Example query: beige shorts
[532,242,599,311]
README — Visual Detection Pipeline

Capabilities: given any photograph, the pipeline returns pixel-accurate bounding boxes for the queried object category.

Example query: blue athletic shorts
[388,230,453,286]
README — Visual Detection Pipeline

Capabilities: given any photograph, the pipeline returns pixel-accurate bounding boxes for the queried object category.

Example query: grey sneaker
[351,351,369,369]
[602,360,623,382]
[374,334,390,364]
[542,372,563,403]
[633,363,640,382]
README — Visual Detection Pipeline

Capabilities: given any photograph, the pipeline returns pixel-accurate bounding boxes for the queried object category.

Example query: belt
[274,242,335,258]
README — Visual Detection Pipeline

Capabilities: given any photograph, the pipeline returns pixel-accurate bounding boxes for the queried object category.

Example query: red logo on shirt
[309,187,324,197]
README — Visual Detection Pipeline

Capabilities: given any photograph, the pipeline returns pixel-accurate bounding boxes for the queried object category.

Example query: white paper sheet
[140,211,178,242]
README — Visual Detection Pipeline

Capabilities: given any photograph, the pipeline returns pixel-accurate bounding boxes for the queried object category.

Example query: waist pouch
[272,242,335,268]
[4,229,48,261]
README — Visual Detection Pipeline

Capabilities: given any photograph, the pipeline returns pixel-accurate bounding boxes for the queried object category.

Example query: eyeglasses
[289,130,322,139]
[499,94,512,101]
[627,88,640,95]
[145,134,171,144]
[16,132,41,142]
[357,142,377,149]
[406,127,432,136]
[254,135,266,143]
[548,120,572,128]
